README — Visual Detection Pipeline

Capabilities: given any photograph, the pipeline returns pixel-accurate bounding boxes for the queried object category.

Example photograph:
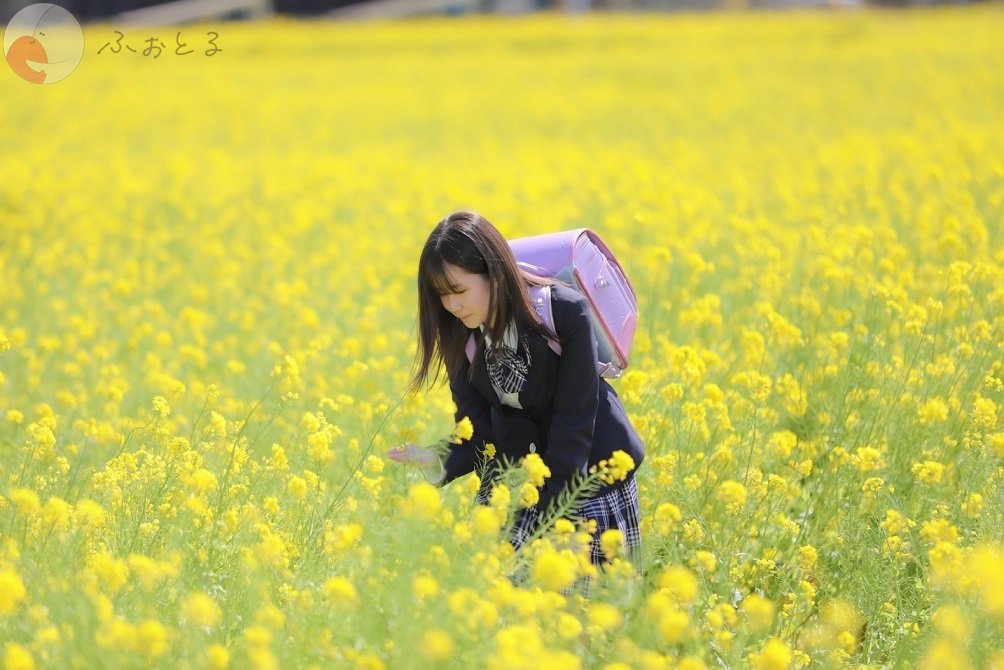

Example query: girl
[388,210,645,564]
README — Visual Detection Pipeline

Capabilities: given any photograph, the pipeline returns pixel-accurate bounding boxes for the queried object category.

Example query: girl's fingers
[388,443,429,464]
[387,446,410,462]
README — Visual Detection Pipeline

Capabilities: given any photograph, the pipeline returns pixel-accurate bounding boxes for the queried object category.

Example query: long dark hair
[410,211,557,392]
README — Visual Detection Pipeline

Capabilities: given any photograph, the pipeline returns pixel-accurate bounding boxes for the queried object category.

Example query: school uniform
[438,282,645,562]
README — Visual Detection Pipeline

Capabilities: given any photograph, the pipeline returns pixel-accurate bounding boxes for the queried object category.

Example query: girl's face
[438,263,492,329]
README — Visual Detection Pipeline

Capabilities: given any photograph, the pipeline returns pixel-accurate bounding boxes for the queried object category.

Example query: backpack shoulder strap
[465,333,477,364]
[529,284,562,356]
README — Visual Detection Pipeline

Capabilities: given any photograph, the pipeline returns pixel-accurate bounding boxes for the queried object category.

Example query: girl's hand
[387,443,439,467]
[387,443,445,484]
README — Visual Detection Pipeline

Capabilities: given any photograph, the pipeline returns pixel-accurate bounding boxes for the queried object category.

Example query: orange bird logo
[4,4,83,84]
[6,34,50,83]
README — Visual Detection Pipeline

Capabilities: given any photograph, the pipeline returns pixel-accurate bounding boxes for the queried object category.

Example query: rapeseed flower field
[2,6,1003,668]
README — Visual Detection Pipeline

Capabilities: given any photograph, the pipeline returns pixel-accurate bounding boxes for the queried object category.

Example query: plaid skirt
[506,473,641,565]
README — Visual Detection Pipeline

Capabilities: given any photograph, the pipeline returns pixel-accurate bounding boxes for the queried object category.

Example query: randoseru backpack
[465,228,638,379]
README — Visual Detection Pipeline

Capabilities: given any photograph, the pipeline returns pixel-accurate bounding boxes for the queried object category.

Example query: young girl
[388,210,645,564]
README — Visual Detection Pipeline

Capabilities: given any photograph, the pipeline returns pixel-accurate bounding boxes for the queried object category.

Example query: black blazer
[441,283,645,510]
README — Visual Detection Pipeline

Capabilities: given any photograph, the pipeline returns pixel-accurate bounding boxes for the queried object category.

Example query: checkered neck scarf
[483,323,531,396]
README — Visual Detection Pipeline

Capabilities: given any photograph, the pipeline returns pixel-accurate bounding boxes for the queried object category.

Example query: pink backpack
[466,228,638,379]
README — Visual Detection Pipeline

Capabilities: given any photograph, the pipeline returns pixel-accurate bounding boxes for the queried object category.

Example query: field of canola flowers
[2,6,1004,669]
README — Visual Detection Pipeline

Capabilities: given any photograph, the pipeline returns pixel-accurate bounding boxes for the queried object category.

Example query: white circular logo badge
[4,3,83,84]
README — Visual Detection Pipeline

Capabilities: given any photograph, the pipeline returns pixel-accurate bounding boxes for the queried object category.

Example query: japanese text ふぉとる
[97,31,222,57]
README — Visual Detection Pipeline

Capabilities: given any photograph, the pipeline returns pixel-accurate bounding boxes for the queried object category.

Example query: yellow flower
[420,629,453,661]
[127,554,177,590]
[646,590,694,642]
[522,453,551,487]
[820,599,863,639]
[363,455,384,475]
[742,594,776,633]
[600,529,624,559]
[41,496,72,533]
[448,588,498,630]
[732,370,773,403]
[798,545,818,572]
[325,522,363,553]
[919,518,959,546]
[880,509,915,536]
[489,484,511,512]
[661,383,683,403]
[988,432,1004,458]
[243,624,273,647]
[918,638,970,670]
[7,488,40,517]
[322,576,358,605]
[741,329,766,364]
[272,353,301,391]
[554,518,576,535]
[678,657,707,670]
[777,375,807,417]
[654,502,682,535]
[471,506,502,538]
[255,603,285,631]
[206,644,230,670]
[969,394,996,429]
[596,450,635,485]
[451,416,474,444]
[656,566,698,606]
[75,498,106,529]
[137,619,169,660]
[931,604,971,642]
[692,550,717,573]
[556,613,583,639]
[587,602,623,633]
[964,545,1004,621]
[766,430,798,459]
[911,460,945,485]
[189,468,218,493]
[412,575,439,600]
[403,482,442,521]
[287,474,308,500]
[683,519,706,545]
[87,553,130,594]
[532,547,578,592]
[519,482,539,508]
[862,477,884,495]
[716,480,747,507]
[255,531,290,570]
[180,592,222,628]
[489,624,547,670]
[655,603,691,644]
[301,412,322,433]
[749,638,793,670]
[152,395,170,418]
[0,568,27,615]
[918,398,949,424]
[962,493,983,518]
[852,447,885,472]
[3,643,35,670]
